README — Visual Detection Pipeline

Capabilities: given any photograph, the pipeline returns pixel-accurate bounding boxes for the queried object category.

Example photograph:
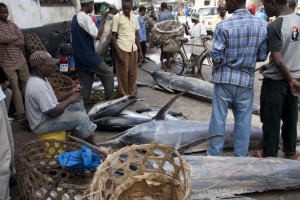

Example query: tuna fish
[184,156,300,199]
[141,69,260,115]
[97,120,264,153]
[87,96,134,120]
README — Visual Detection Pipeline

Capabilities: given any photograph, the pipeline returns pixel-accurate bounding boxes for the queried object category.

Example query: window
[39,0,73,6]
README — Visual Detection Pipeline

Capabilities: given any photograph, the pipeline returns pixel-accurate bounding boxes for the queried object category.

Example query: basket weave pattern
[150,20,184,46]
[87,143,191,200]
[47,74,75,95]
[16,139,95,200]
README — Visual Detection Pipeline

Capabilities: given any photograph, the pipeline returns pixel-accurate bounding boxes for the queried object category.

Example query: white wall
[2,0,81,29]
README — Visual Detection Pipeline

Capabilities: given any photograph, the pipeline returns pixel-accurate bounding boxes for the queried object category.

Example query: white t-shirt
[189,22,207,56]
[0,87,5,101]
[77,11,98,39]
[25,76,58,131]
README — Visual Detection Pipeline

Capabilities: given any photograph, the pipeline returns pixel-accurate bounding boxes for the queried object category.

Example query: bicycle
[160,35,214,82]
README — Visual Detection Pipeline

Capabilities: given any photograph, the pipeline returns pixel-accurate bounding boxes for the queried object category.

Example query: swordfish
[141,69,260,115]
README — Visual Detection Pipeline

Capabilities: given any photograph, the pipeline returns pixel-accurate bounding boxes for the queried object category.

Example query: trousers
[260,78,298,157]
[78,61,114,101]
[2,63,30,115]
[207,83,254,157]
[116,49,138,96]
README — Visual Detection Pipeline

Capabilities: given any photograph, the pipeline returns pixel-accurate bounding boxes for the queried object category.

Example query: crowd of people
[0,0,300,199]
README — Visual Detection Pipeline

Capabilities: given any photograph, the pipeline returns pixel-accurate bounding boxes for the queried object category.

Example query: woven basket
[87,143,191,200]
[47,73,75,95]
[16,139,96,200]
[150,20,184,46]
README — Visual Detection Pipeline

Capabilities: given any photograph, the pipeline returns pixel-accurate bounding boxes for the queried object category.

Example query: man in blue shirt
[207,0,268,157]
[158,2,173,22]
[137,6,147,65]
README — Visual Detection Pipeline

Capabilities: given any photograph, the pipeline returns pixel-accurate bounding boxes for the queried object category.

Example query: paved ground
[10,46,300,199]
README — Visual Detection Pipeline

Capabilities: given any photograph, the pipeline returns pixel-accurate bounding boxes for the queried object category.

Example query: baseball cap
[30,51,59,67]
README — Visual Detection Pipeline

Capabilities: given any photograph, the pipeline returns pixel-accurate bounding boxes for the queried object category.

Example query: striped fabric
[0,20,26,68]
[212,9,268,88]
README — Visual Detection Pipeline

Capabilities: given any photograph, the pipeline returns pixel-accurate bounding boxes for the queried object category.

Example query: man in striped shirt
[207,0,268,157]
[0,3,29,120]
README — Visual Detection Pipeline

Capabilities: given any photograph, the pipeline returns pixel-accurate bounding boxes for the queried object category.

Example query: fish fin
[175,133,183,150]
[106,128,131,140]
[177,134,222,154]
[138,67,153,75]
[153,91,186,120]
[153,84,174,93]
[97,138,122,146]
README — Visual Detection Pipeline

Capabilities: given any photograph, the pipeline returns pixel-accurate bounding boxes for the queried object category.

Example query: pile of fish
[141,69,260,115]
[88,91,186,131]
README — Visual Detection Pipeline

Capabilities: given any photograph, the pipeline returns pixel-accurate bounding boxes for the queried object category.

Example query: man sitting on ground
[25,51,97,145]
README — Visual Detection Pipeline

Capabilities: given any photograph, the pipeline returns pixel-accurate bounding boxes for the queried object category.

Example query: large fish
[184,156,300,199]
[141,69,260,115]
[97,120,264,153]
[87,96,131,120]
[93,92,186,131]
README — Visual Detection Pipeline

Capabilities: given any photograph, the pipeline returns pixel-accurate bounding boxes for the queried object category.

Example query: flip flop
[285,151,300,160]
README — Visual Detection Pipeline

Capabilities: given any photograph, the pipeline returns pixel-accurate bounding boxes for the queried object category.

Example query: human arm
[56,87,80,102]
[0,34,19,45]
[111,32,125,64]
[10,24,24,46]
[46,93,83,118]
[211,25,226,68]
[96,11,108,39]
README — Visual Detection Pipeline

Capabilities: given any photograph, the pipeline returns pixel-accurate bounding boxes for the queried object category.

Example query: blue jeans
[207,83,253,157]
[34,101,96,139]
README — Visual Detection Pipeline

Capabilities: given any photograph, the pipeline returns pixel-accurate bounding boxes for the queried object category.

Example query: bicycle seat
[177,37,188,43]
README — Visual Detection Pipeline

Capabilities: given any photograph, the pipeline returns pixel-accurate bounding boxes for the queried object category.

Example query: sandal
[251,150,264,158]
[285,151,300,160]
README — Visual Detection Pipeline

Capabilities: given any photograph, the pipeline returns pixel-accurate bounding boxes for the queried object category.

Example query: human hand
[68,93,83,104]
[118,55,126,65]
[70,86,81,94]
[138,51,144,63]
[289,80,300,97]
[257,64,267,74]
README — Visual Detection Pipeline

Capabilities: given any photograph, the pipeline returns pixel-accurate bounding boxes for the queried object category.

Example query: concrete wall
[2,0,80,29]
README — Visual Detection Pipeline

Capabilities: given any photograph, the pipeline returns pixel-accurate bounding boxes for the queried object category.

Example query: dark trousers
[260,78,298,157]
[140,41,146,61]
[78,62,114,101]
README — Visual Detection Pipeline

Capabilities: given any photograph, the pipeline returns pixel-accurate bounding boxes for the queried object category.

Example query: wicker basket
[47,73,75,95]
[150,20,184,46]
[87,143,191,200]
[16,139,96,200]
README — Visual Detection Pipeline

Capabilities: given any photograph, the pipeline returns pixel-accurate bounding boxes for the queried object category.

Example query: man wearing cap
[71,0,114,103]
[25,51,97,145]
[206,0,268,157]
[183,12,207,73]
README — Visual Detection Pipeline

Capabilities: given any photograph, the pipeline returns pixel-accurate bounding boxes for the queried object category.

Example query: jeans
[34,101,96,139]
[78,61,114,101]
[260,78,298,157]
[207,83,253,157]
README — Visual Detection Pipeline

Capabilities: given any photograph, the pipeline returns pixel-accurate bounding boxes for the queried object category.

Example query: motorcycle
[53,22,77,80]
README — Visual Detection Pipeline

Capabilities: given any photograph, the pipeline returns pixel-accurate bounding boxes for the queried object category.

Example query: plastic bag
[58,145,101,172]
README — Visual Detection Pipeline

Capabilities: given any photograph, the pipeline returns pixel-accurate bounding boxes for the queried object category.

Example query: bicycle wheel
[161,50,186,75]
[199,53,214,83]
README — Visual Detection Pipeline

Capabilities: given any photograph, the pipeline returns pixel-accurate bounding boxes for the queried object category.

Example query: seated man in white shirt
[25,51,97,145]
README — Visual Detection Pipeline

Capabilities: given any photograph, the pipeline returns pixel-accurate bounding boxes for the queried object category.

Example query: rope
[192,158,263,193]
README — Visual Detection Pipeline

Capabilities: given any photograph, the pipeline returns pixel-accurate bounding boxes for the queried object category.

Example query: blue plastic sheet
[58,145,101,172]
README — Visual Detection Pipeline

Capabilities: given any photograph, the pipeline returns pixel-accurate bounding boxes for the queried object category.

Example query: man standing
[137,6,147,66]
[25,51,97,145]
[211,3,230,33]
[0,86,15,200]
[0,3,30,120]
[111,0,143,97]
[158,2,173,22]
[183,12,207,73]
[252,0,300,159]
[71,0,114,103]
[207,0,268,157]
